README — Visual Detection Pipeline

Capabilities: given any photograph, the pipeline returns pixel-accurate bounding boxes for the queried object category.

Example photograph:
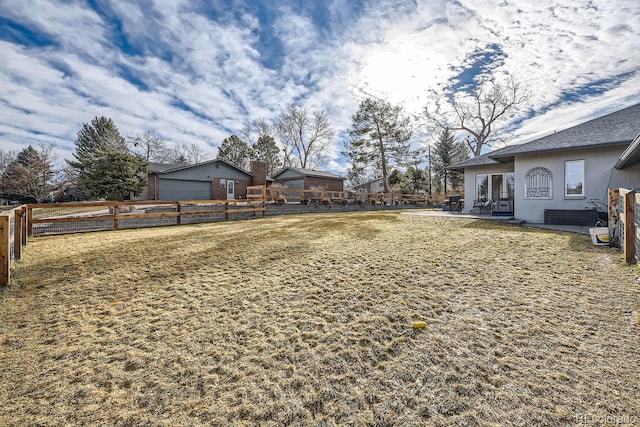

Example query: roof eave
[489,156,515,164]
[489,140,631,161]
[615,133,640,170]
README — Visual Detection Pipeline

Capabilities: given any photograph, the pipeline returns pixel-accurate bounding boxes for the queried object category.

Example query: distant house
[141,160,345,201]
[449,103,640,224]
[150,159,259,201]
[272,167,344,191]
[134,162,178,201]
[348,177,385,193]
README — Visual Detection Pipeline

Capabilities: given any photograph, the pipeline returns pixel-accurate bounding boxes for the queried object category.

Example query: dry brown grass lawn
[1,211,639,426]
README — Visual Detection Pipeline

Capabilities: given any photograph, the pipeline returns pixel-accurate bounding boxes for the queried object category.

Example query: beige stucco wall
[513,146,632,223]
[462,145,640,223]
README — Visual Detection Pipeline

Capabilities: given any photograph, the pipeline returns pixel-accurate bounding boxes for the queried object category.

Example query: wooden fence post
[14,209,22,260]
[224,202,229,220]
[113,205,119,230]
[623,191,635,263]
[21,207,28,247]
[27,206,33,237]
[176,202,181,225]
[0,215,9,286]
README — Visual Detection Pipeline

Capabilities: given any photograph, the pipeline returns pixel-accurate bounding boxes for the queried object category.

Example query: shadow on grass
[460,219,605,253]
[11,211,399,294]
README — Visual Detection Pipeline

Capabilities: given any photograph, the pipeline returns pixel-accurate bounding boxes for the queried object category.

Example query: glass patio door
[491,175,504,200]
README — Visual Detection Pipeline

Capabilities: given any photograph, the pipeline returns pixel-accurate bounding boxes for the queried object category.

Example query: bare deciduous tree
[241,118,277,145]
[174,143,209,165]
[0,142,57,203]
[276,105,334,169]
[0,148,17,175]
[424,75,530,157]
[130,130,172,163]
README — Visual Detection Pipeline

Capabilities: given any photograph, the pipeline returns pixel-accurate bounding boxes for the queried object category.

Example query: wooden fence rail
[26,198,267,238]
[265,187,431,205]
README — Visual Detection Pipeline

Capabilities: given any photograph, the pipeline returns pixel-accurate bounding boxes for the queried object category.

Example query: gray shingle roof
[490,103,640,163]
[273,167,344,180]
[149,162,178,173]
[447,149,506,170]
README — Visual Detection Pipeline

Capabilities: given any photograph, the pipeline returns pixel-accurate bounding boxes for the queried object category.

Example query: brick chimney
[250,161,267,186]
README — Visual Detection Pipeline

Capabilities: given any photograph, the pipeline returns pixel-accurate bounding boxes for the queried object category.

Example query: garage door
[159,179,211,201]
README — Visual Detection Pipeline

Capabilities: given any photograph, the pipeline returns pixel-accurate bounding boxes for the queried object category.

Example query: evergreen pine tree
[217,135,252,170]
[68,116,147,200]
[346,98,413,192]
[252,135,283,176]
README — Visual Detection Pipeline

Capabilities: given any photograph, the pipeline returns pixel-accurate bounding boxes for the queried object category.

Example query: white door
[227,180,235,200]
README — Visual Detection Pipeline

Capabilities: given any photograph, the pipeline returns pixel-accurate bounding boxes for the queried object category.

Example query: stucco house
[272,167,344,191]
[449,103,640,224]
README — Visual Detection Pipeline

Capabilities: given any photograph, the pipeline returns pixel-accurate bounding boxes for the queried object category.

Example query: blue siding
[275,169,304,179]
[160,161,251,181]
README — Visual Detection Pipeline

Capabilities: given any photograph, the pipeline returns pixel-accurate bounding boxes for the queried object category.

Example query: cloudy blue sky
[1,0,639,173]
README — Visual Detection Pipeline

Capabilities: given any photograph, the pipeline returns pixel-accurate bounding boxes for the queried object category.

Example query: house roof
[350,177,384,186]
[615,133,640,169]
[149,162,179,173]
[449,102,640,170]
[347,177,385,191]
[447,150,506,171]
[157,158,252,176]
[490,103,640,163]
[272,167,344,180]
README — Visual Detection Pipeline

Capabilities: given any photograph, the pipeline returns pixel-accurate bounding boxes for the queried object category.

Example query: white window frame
[525,167,553,200]
[564,160,585,198]
[476,174,489,201]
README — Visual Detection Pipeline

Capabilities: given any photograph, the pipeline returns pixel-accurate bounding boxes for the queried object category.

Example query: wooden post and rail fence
[3,186,636,286]
[0,205,26,287]
[611,188,637,264]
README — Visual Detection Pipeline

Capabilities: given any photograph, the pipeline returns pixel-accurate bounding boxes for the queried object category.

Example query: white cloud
[0,0,638,177]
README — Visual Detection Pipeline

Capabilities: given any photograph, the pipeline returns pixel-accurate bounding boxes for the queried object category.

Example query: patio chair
[448,195,462,213]
[472,199,484,214]
[472,198,492,214]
